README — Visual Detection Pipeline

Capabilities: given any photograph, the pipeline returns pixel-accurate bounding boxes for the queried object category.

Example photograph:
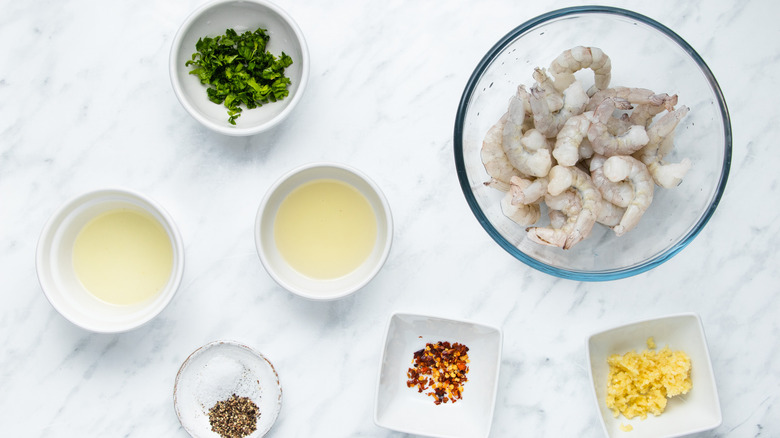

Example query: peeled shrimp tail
[533,67,564,112]
[526,226,569,248]
[484,178,510,192]
[586,87,652,111]
[629,94,678,127]
[586,87,675,111]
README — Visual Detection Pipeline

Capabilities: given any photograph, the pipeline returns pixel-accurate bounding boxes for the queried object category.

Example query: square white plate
[586,313,721,437]
[374,312,502,438]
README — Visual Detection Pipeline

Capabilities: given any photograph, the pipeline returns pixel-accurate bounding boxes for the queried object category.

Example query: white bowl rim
[35,187,185,333]
[169,0,310,136]
[254,161,394,300]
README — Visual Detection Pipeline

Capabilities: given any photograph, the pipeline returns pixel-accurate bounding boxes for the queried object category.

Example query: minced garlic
[606,338,692,420]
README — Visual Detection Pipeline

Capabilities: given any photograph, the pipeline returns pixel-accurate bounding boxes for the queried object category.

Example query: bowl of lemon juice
[36,188,184,332]
[255,163,393,300]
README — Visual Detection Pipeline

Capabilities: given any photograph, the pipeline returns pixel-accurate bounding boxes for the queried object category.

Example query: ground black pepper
[208,394,260,438]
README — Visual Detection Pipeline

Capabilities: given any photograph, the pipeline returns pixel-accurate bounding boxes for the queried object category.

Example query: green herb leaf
[185,27,294,125]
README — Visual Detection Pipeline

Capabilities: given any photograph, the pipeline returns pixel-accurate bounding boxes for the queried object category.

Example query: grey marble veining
[1,0,779,436]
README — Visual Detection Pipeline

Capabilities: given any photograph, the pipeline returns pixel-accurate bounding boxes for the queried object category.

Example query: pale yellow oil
[72,209,173,306]
[273,179,377,279]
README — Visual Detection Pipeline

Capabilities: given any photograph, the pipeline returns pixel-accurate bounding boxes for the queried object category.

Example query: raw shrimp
[484,46,692,248]
[526,166,602,249]
[586,87,675,111]
[530,81,589,138]
[648,158,692,189]
[546,165,572,196]
[501,90,526,153]
[501,191,541,226]
[588,98,649,156]
[502,86,553,177]
[602,155,654,236]
[596,200,626,227]
[545,190,581,217]
[509,175,548,205]
[549,209,567,229]
[549,46,611,95]
[553,111,594,166]
[544,189,588,237]
[634,106,691,188]
[606,113,633,136]
[586,87,678,128]
[589,154,632,208]
[504,127,552,178]
[480,113,521,191]
[532,67,564,112]
[629,94,678,127]
[579,137,594,160]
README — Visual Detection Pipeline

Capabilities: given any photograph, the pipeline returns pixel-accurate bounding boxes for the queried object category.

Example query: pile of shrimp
[481,46,691,249]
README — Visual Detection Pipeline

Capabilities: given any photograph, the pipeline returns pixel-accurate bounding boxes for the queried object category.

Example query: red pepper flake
[406,341,470,405]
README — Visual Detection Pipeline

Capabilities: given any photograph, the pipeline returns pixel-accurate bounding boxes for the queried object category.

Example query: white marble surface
[1,0,778,436]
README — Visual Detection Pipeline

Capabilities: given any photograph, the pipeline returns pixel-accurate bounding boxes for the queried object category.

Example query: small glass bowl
[454,6,731,281]
[174,340,282,438]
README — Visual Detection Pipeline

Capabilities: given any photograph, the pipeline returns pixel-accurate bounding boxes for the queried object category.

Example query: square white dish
[586,313,721,437]
[374,312,502,438]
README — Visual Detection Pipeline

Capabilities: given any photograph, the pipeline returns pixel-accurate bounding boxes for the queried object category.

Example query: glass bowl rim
[453,5,732,281]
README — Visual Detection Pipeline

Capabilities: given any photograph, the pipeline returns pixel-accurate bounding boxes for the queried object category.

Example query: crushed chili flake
[406,341,470,405]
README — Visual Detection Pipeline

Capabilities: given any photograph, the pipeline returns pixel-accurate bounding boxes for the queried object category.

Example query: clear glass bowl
[454,6,731,281]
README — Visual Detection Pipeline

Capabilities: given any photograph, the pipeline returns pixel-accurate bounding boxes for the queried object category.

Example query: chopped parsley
[185,27,293,125]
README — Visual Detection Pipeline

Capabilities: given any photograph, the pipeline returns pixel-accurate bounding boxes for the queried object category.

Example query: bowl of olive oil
[255,163,393,300]
[36,188,184,332]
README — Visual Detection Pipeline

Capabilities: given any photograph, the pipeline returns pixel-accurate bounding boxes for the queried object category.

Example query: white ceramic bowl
[35,188,184,333]
[374,312,503,438]
[586,313,722,438]
[254,162,393,300]
[170,0,309,136]
[174,340,282,438]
